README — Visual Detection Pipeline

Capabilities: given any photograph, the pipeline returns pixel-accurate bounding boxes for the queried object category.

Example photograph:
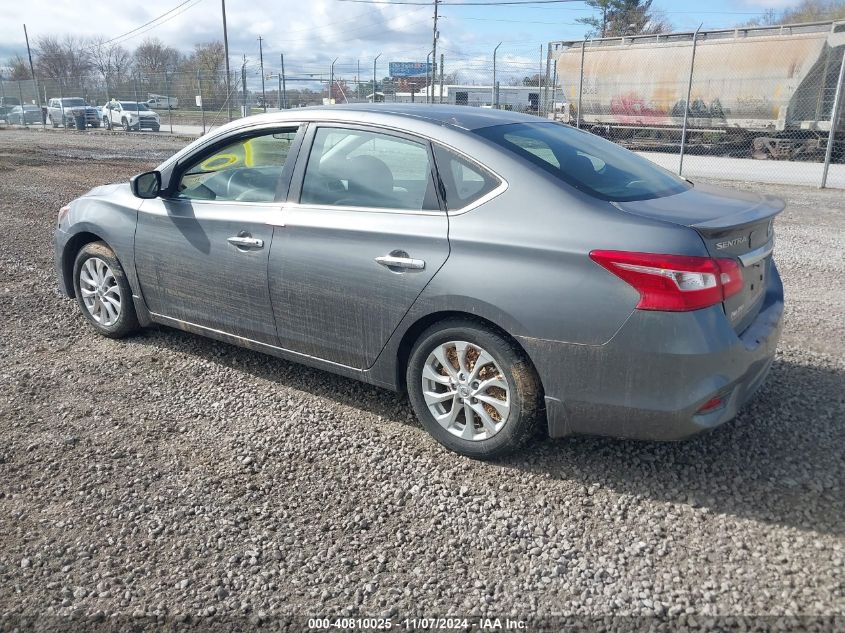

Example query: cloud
[2,0,443,75]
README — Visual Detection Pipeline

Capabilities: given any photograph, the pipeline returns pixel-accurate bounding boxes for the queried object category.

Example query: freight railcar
[551,20,845,159]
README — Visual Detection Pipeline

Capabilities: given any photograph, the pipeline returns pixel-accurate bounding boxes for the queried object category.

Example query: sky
[0,0,814,82]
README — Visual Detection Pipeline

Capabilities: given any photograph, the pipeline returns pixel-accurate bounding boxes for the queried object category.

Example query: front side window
[300,127,438,211]
[474,122,690,202]
[175,129,297,202]
[433,145,501,211]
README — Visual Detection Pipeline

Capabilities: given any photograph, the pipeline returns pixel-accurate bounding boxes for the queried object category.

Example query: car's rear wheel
[72,242,139,338]
[406,318,542,459]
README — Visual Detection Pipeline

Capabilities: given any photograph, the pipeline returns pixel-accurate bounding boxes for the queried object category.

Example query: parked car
[0,96,21,121]
[54,105,784,458]
[47,98,100,128]
[7,104,42,125]
[102,100,160,131]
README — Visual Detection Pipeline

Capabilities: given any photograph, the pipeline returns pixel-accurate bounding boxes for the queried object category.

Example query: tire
[72,241,139,339]
[49,115,58,128]
[122,118,130,132]
[406,318,542,459]
[103,117,111,130]
[152,125,160,132]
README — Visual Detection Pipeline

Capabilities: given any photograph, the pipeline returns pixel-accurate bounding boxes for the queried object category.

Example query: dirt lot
[0,128,843,628]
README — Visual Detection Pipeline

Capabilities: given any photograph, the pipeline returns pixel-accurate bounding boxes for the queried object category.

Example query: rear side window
[433,145,501,211]
[300,127,439,211]
[475,122,690,202]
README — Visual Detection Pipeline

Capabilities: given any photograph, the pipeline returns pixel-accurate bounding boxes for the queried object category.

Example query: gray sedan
[54,105,783,458]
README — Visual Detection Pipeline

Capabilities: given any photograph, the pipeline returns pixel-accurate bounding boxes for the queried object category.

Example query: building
[374,84,543,112]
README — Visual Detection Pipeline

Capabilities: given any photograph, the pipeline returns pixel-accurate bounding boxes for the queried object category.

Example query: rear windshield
[120,102,150,111]
[474,122,690,202]
[61,98,87,107]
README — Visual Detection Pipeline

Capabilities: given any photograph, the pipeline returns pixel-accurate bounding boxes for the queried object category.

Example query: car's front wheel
[103,116,111,130]
[122,118,131,132]
[406,318,542,459]
[72,241,139,338]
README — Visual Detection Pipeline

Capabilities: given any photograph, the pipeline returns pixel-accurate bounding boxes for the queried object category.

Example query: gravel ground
[0,128,843,629]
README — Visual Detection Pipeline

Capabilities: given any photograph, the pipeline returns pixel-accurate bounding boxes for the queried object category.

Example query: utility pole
[357,59,360,100]
[280,54,287,109]
[329,57,338,104]
[241,55,248,118]
[538,44,543,116]
[258,35,266,112]
[222,0,232,121]
[431,0,439,105]
[373,53,382,103]
[439,53,445,104]
[23,24,44,128]
[492,42,502,109]
[426,51,432,103]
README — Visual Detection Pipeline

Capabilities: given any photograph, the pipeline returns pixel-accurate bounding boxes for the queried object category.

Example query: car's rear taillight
[589,250,744,312]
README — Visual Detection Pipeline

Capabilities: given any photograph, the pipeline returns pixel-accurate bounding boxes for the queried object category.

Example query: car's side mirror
[131,171,161,199]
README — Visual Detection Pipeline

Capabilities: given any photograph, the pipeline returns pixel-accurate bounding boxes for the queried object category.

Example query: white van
[146,94,178,109]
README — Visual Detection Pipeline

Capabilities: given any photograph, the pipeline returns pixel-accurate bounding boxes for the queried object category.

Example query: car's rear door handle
[227,235,264,249]
[375,254,425,270]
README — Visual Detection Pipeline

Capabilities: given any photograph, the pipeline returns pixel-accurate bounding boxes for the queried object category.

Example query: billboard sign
[389,62,433,78]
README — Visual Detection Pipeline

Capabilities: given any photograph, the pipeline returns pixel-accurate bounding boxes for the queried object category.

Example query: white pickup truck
[102,100,161,132]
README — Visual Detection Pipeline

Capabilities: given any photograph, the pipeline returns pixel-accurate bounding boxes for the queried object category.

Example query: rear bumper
[519,263,784,441]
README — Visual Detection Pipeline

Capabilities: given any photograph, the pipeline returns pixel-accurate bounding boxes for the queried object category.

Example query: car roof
[241,104,543,132]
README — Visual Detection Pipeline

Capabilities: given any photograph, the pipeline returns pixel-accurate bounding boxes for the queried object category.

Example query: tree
[133,37,180,77]
[577,0,614,38]
[609,0,671,35]
[523,73,544,87]
[330,79,350,103]
[182,42,228,108]
[90,37,132,94]
[744,0,845,25]
[578,0,670,38]
[7,54,31,80]
[184,41,226,75]
[35,35,92,81]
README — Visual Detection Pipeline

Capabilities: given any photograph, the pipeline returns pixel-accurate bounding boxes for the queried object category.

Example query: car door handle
[375,255,425,270]
[227,236,264,249]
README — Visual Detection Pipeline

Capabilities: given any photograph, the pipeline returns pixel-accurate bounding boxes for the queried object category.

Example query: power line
[101,0,204,46]
[109,0,207,45]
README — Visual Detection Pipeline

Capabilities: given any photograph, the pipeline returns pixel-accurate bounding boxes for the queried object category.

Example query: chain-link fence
[2,21,843,188]
[551,20,845,188]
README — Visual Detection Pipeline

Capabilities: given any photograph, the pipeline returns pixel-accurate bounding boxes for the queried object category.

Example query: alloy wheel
[79,257,122,326]
[421,340,510,441]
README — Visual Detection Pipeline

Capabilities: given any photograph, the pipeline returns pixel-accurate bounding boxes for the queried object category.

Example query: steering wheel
[226,169,274,201]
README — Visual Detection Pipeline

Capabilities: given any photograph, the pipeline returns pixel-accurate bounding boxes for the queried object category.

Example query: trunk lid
[613,183,784,333]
